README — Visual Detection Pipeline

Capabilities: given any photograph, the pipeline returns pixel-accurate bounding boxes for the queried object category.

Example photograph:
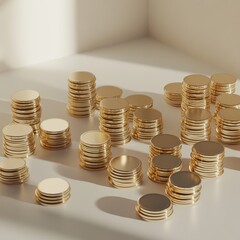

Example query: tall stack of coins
[148,154,182,183]
[96,85,122,109]
[181,74,211,113]
[79,130,111,170]
[2,123,35,158]
[0,158,29,184]
[108,155,143,188]
[11,90,41,134]
[125,94,153,120]
[164,82,182,107]
[149,134,182,160]
[132,108,163,142]
[190,141,224,178]
[181,108,212,145]
[35,178,71,206]
[40,118,71,150]
[136,193,173,221]
[67,71,96,117]
[210,73,237,103]
[99,98,131,145]
[215,108,240,144]
[166,171,202,205]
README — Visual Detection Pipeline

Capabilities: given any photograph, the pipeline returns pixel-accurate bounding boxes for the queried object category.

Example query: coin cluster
[35,178,71,206]
[67,71,96,117]
[164,82,182,107]
[166,171,202,205]
[79,130,111,170]
[2,123,35,158]
[40,118,71,150]
[148,154,182,183]
[136,193,173,221]
[108,155,143,188]
[190,141,224,178]
[11,90,41,134]
[0,158,29,184]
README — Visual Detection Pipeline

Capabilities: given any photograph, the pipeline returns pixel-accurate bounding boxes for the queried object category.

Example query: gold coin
[2,123,33,137]
[151,154,182,171]
[216,93,240,106]
[125,94,153,108]
[211,73,236,85]
[184,108,211,121]
[80,130,110,146]
[134,108,162,122]
[100,98,128,111]
[151,134,181,149]
[192,141,224,156]
[0,158,26,171]
[96,86,122,98]
[40,118,69,133]
[164,82,182,94]
[183,74,210,87]
[12,90,40,102]
[68,71,96,84]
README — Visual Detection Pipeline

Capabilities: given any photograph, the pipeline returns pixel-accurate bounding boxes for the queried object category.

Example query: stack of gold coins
[215,108,240,144]
[136,193,173,221]
[67,71,96,117]
[181,74,211,113]
[149,134,182,160]
[164,82,182,107]
[40,118,71,150]
[148,154,182,183]
[96,85,122,109]
[132,108,163,142]
[11,90,41,134]
[181,108,212,145]
[79,130,111,170]
[35,178,71,206]
[190,141,224,178]
[108,155,143,188]
[0,158,29,184]
[2,123,35,158]
[125,94,153,120]
[166,171,202,205]
[99,98,131,145]
[210,73,237,103]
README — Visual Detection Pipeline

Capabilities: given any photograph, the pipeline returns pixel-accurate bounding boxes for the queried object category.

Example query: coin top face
[125,94,153,107]
[192,141,224,156]
[152,154,182,169]
[69,71,96,83]
[216,94,240,105]
[211,73,236,84]
[2,123,33,137]
[0,158,26,170]
[183,74,210,86]
[40,118,69,132]
[134,108,161,121]
[164,82,182,94]
[218,108,240,121]
[110,155,141,171]
[185,108,211,121]
[151,134,181,148]
[100,98,128,110]
[12,90,39,102]
[80,130,110,145]
[96,86,122,98]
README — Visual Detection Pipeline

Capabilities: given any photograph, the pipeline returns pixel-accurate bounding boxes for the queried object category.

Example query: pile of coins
[164,82,182,107]
[132,108,163,142]
[79,130,111,170]
[181,74,211,113]
[181,108,212,145]
[2,123,35,158]
[99,98,131,145]
[35,178,71,206]
[96,85,122,109]
[40,118,71,150]
[0,158,29,184]
[166,171,202,205]
[108,155,143,188]
[210,73,236,103]
[148,154,182,183]
[149,134,182,160]
[125,94,153,120]
[11,90,41,134]
[215,108,240,144]
[190,141,224,178]
[67,71,96,117]
[136,193,173,221]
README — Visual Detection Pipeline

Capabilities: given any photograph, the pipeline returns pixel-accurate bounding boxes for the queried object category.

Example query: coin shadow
[224,157,240,171]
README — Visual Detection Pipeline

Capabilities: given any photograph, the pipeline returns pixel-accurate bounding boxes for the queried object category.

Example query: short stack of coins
[190,141,224,178]
[132,108,163,142]
[11,90,41,134]
[125,94,153,120]
[2,123,35,158]
[215,108,240,144]
[40,118,71,150]
[181,74,211,113]
[108,155,143,188]
[148,154,182,183]
[96,85,122,109]
[79,130,111,170]
[35,178,71,206]
[210,73,237,103]
[166,171,202,205]
[0,158,29,184]
[136,193,173,221]
[164,82,182,107]
[181,108,212,145]
[99,98,131,145]
[149,134,182,160]
[67,71,96,117]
